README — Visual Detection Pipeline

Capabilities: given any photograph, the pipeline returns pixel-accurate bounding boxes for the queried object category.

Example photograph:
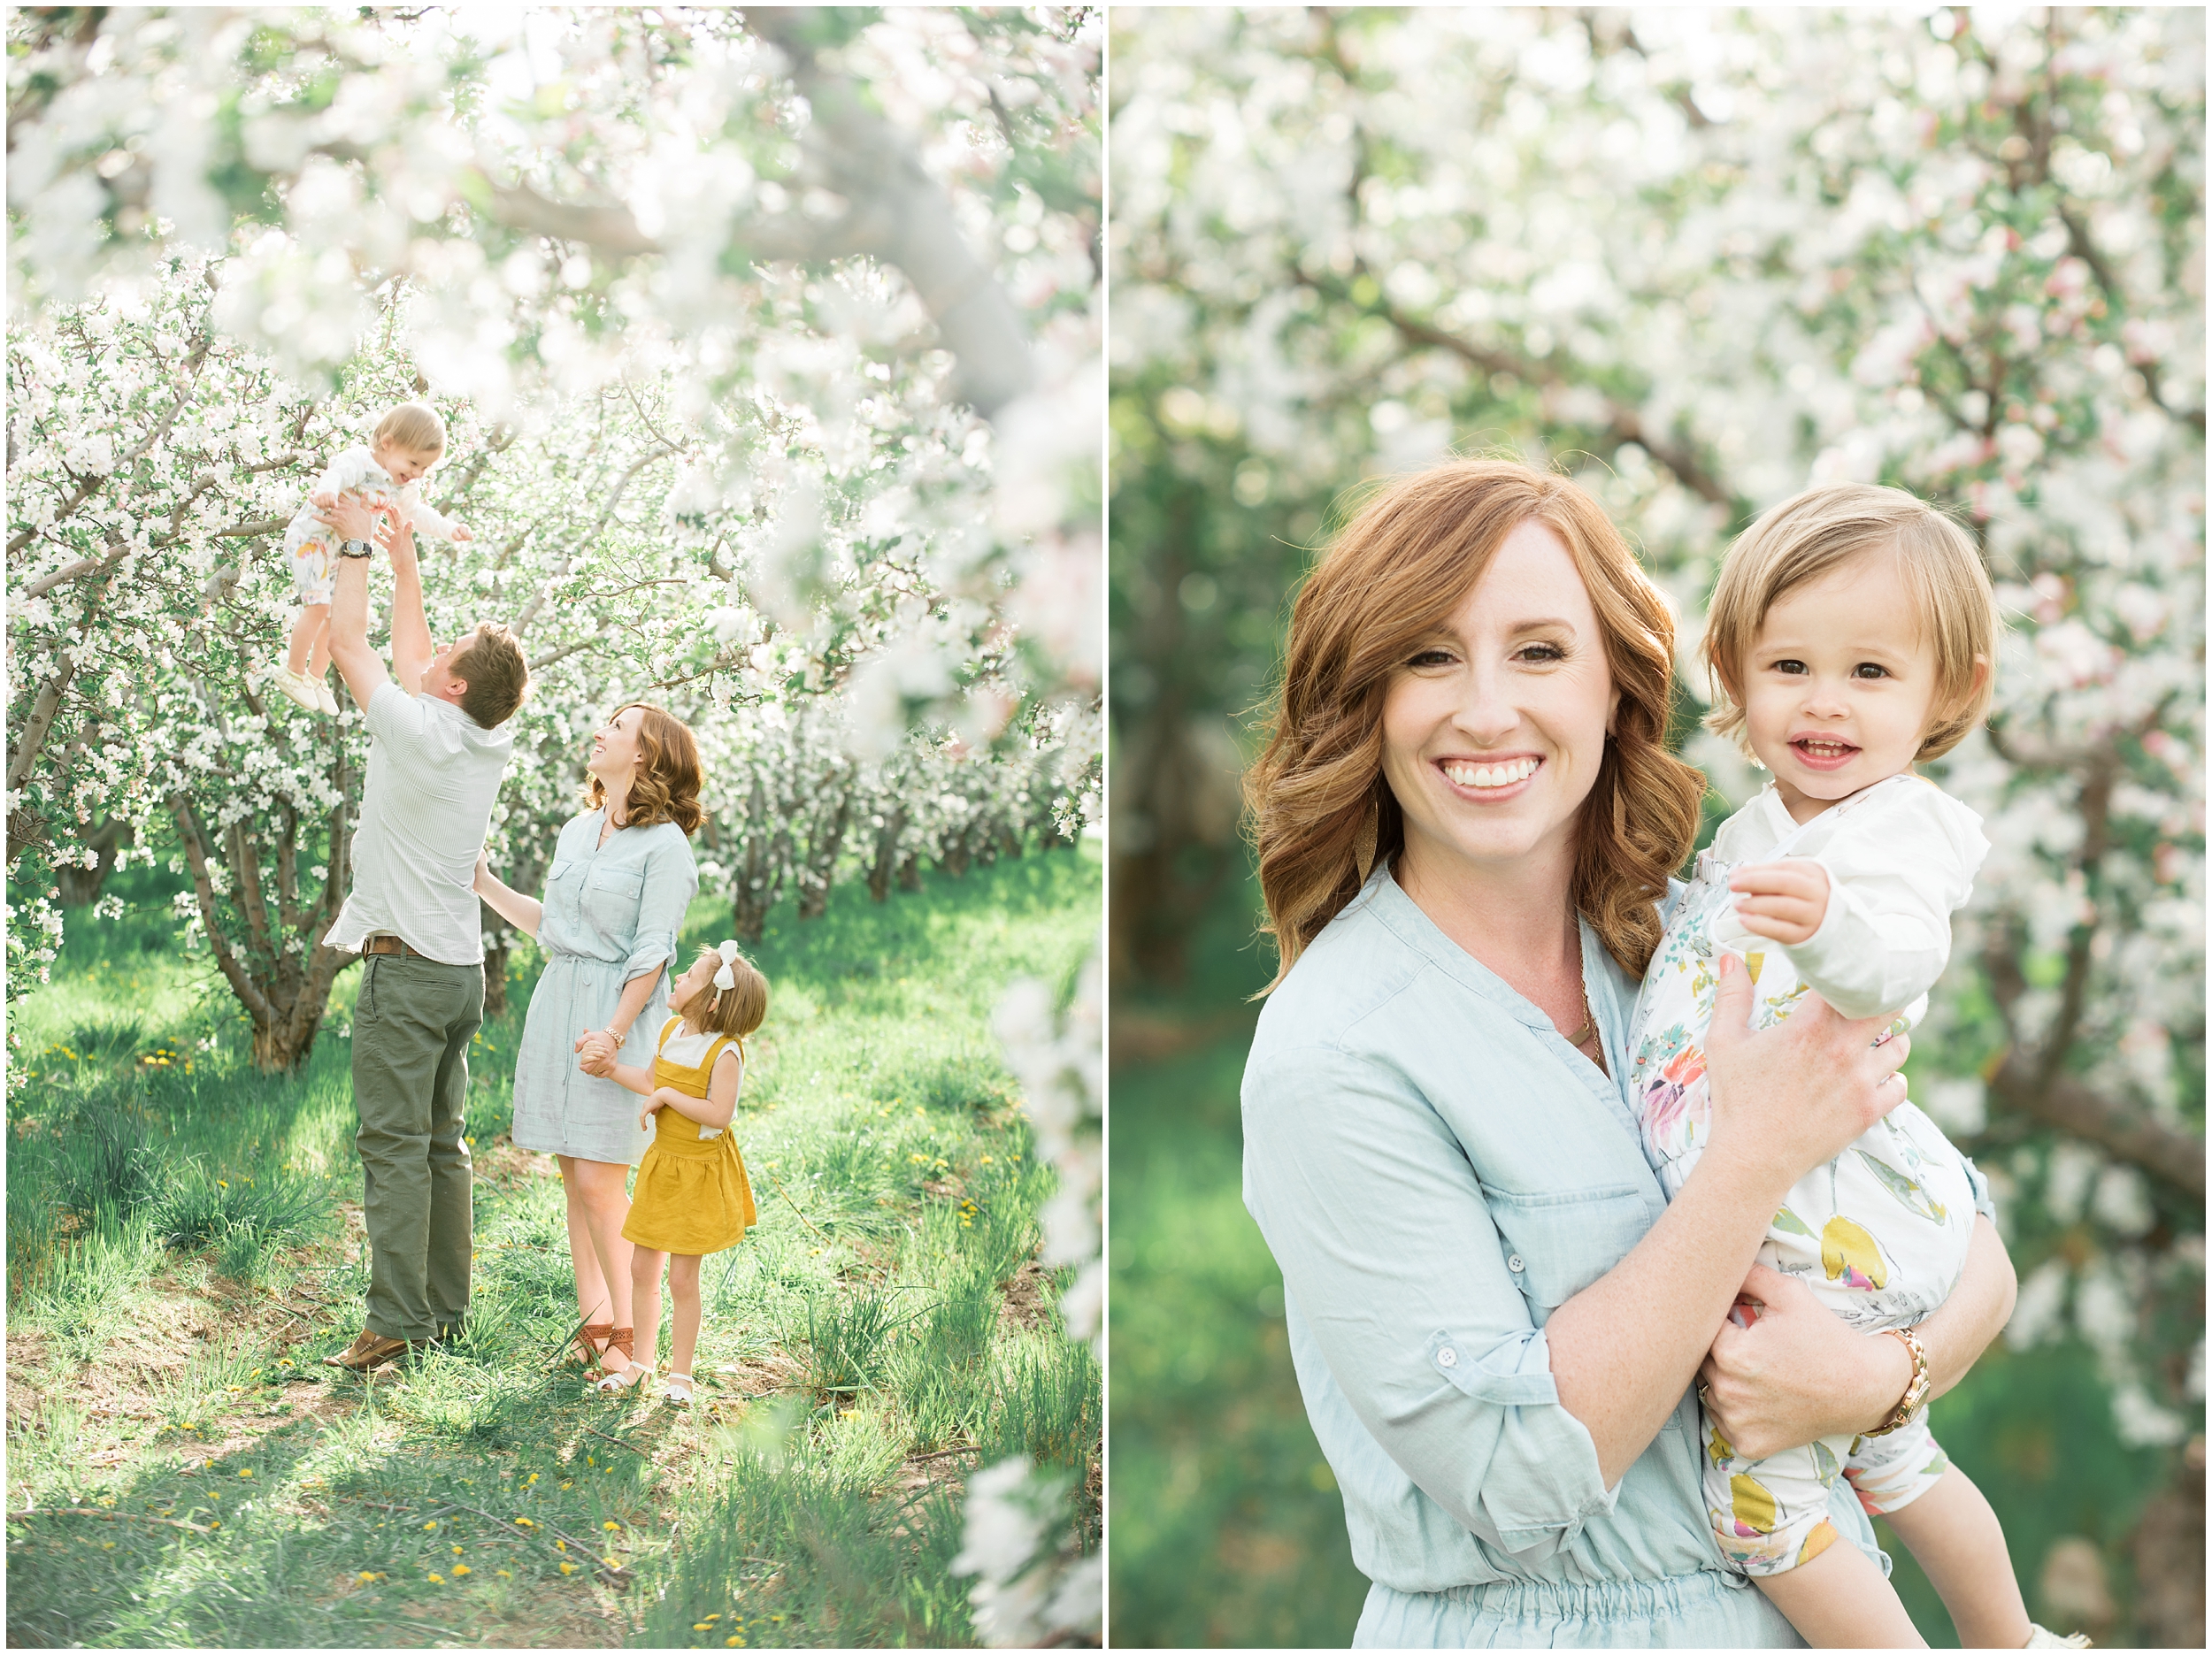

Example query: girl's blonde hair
[1701,482,2000,762]
[374,402,447,456]
[1246,458,1708,987]
[679,946,768,1041]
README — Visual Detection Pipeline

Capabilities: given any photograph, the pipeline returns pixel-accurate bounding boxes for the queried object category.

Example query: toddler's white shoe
[315,679,341,716]
[658,1371,695,1409]
[271,664,322,712]
[2025,1628,2092,1648]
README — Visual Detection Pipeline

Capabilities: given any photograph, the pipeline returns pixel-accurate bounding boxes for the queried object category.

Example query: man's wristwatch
[336,537,374,559]
[1863,1324,1931,1437]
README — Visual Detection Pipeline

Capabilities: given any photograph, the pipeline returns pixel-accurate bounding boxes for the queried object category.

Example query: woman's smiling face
[588,706,644,788]
[1379,518,1619,891]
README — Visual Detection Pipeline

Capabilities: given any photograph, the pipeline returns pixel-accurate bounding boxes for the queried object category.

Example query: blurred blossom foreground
[8,6,1102,1644]
[1110,7,2200,1647]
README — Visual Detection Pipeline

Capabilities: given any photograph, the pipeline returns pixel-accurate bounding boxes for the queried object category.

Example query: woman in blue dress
[1240,461,2020,1646]
[475,702,703,1381]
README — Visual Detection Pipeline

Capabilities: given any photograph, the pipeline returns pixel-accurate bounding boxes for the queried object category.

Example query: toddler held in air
[273,401,472,714]
[1630,483,2079,1649]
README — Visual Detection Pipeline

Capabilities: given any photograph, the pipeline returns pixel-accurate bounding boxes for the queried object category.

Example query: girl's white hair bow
[712,939,741,992]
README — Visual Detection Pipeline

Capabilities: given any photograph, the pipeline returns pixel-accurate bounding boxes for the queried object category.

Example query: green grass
[1106,870,2180,1649]
[6,847,1102,1649]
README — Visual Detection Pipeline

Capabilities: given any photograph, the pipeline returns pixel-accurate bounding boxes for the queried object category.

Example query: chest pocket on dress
[584,864,644,930]
[1486,1188,1654,1323]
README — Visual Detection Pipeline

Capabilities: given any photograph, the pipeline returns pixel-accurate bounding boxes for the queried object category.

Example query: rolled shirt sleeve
[365,678,429,761]
[622,830,698,983]
[1245,1045,1616,1560]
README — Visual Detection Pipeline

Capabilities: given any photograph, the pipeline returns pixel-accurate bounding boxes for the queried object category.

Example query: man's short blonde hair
[374,402,447,456]
[1701,482,2000,762]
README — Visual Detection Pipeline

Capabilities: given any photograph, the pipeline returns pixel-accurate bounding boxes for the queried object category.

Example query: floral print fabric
[1629,777,1988,1575]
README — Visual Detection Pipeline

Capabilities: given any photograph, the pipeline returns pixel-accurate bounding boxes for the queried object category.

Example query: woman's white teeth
[1445,757,1538,790]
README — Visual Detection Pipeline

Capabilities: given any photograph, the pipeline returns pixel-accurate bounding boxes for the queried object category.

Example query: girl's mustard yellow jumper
[619,1015,758,1253]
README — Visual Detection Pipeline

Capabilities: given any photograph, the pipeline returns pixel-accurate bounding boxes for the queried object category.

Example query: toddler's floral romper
[283,444,463,607]
[1629,774,1993,1577]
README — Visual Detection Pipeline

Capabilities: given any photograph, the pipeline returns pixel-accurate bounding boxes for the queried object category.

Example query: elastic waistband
[648,1130,728,1159]
[1437,1568,1745,1618]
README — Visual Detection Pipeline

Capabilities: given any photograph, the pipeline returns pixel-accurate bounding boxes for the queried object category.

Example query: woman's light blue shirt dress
[1241,867,1949,1648]
[511,811,698,1167]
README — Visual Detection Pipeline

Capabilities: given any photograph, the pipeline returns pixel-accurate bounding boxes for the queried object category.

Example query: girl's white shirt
[1706,775,1990,1022]
[656,1015,741,1139]
[284,445,463,545]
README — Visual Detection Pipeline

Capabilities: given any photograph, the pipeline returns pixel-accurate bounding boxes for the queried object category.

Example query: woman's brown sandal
[572,1322,615,1376]
[591,1329,646,1394]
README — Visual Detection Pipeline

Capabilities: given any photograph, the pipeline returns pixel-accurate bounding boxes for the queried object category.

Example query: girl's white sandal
[593,1361,653,1396]
[658,1371,695,1408]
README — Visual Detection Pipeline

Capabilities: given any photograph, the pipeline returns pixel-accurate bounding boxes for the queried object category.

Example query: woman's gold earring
[1353,795,1379,884]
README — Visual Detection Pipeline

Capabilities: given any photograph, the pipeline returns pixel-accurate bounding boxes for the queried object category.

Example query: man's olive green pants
[352,953,481,1343]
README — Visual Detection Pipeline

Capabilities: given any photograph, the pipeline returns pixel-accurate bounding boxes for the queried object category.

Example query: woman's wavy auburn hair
[1246,459,1707,991]
[585,702,705,836]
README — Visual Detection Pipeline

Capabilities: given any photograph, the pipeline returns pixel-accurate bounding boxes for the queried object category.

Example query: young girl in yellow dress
[579,940,764,1406]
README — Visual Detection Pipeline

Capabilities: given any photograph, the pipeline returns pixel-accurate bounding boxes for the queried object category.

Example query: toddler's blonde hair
[1701,482,2000,762]
[678,945,768,1042]
[374,402,447,456]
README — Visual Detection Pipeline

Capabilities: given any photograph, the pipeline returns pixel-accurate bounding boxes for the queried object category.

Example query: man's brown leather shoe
[322,1329,413,1371]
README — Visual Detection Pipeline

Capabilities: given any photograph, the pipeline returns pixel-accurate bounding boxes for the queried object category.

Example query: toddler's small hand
[1729,859,1831,946]
[450,523,473,543]
[310,489,338,510]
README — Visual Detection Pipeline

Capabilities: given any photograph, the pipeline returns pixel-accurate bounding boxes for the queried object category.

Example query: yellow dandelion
[450,1564,470,1577]
[514,1516,534,1528]
[497,1569,512,1579]
[424,1521,440,1530]
[238,1468,253,1478]
[427,1572,445,1584]
[357,1571,377,1583]
[451,1544,464,1554]
[556,1539,566,1551]
[979,1155,993,1165]
[603,1520,621,1531]
[560,1481,572,1490]
[526,1473,538,1484]
[559,1561,577,1575]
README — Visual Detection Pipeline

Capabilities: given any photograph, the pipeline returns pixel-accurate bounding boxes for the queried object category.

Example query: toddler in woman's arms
[1631,483,2085,1650]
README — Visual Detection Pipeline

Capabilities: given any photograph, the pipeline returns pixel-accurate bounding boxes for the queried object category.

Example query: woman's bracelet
[1863,1325,1931,1437]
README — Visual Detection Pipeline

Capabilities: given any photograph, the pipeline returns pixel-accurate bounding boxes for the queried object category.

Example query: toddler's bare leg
[1756,1538,1926,1648]
[304,608,333,680]
[287,604,327,675]
[667,1255,703,1375]
[1880,1467,2032,1650]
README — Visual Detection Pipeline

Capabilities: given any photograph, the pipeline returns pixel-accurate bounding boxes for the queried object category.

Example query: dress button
[1508,1254,1525,1273]
[1437,1347,1459,1368]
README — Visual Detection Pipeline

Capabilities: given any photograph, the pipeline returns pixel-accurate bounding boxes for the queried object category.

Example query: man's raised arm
[321,497,388,715]
[381,516,434,694]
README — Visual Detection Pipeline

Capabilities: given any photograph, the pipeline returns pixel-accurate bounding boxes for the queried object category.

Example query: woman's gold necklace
[1563,926,1599,1055]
